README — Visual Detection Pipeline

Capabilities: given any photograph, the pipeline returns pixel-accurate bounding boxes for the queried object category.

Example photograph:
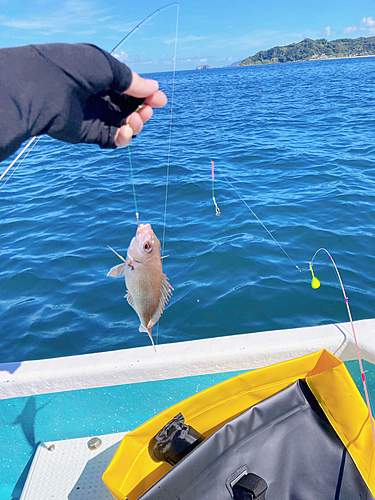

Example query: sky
[0,0,374,73]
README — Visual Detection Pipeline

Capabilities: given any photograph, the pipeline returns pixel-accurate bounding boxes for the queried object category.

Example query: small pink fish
[107,223,173,349]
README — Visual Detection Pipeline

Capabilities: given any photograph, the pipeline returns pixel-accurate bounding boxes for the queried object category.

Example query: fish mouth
[137,223,151,231]
[127,255,141,266]
[136,223,154,238]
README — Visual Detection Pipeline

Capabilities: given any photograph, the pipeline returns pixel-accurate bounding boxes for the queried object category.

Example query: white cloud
[2,19,49,30]
[362,16,375,26]
[164,35,208,45]
[199,58,207,62]
[359,17,375,34]
[0,0,112,35]
[114,50,177,71]
[105,21,139,34]
[343,25,357,34]
[113,51,131,62]
[330,17,375,37]
[322,26,335,37]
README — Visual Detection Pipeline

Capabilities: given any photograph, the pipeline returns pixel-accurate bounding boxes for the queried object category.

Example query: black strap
[232,473,268,500]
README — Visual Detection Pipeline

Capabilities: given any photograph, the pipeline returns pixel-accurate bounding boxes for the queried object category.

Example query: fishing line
[161,2,179,257]
[114,2,179,234]
[0,136,41,190]
[221,171,302,272]
[111,3,180,228]
[157,2,179,346]
[311,249,375,442]
[213,162,375,442]
[110,3,179,347]
[211,161,221,216]
[127,145,140,226]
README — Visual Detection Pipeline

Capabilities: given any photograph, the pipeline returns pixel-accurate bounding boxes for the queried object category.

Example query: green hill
[240,36,375,65]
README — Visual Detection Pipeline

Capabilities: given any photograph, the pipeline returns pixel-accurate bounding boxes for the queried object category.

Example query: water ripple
[1,57,375,361]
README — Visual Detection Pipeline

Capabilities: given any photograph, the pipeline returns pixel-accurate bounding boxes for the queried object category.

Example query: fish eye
[143,241,153,253]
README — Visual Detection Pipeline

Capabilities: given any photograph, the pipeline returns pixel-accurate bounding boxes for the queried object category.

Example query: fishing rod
[0,137,41,190]
[0,137,36,184]
[110,2,179,54]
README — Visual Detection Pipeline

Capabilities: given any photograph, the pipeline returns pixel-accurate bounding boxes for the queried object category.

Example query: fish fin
[148,273,173,328]
[125,291,137,311]
[139,324,156,352]
[107,263,126,278]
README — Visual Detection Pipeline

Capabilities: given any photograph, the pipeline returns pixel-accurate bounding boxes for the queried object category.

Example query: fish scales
[107,223,173,349]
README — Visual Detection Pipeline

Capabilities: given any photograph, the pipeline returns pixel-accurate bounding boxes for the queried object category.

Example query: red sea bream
[107,223,173,349]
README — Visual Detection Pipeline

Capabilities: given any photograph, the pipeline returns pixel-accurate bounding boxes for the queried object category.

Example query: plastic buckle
[227,466,268,500]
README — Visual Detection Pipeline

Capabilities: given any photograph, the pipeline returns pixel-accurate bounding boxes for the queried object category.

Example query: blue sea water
[1,57,375,363]
[1,56,375,500]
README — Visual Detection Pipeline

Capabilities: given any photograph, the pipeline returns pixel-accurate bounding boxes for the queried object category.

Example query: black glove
[31,43,145,148]
[0,43,143,160]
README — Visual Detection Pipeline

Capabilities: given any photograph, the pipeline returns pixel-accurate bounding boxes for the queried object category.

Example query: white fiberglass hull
[1,318,374,400]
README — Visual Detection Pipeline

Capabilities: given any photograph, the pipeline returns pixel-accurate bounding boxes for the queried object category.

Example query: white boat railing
[1,319,374,400]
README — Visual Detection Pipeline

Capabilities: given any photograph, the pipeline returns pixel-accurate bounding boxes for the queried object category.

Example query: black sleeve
[0,43,142,161]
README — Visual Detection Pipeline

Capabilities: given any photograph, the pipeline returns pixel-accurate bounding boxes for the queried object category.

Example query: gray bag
[139,380,373,500]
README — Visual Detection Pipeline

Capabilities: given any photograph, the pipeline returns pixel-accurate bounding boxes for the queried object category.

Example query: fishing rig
[108,3,179,347]
[106,2,179,250]
[0,3,179,350]
[108,1,180,257]
[211,159,375,443]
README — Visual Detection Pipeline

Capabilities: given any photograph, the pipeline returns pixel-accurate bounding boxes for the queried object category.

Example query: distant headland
[196,64,211,70]
[239,36,375,66]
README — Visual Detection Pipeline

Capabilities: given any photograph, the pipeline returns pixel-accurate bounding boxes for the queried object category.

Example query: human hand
[114,72,167,147]
[25,44,167,151]
[0,44,168,161]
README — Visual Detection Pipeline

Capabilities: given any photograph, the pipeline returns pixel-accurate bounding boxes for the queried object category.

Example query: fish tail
[148,328,156,353]
[139,323,157,352]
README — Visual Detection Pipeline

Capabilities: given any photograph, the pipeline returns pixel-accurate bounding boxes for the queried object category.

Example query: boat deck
[1,319,374,499]
[20,433,126,500]
[1,370,246,499]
